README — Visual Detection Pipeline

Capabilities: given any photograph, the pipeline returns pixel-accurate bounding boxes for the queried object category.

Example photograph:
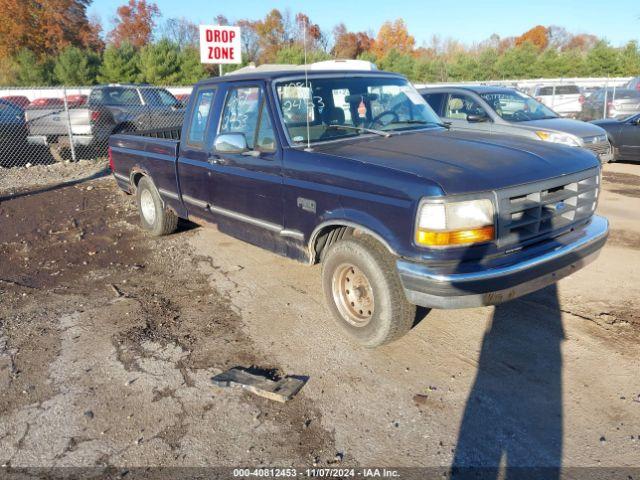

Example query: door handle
[207,154,226,165]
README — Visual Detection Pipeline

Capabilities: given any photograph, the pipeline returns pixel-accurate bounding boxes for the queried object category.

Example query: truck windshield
[275,76,442,144]
[479,91,558,122]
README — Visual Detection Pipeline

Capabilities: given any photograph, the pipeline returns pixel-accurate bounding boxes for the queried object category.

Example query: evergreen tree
[177,47,206,84]
[137,39,181,84]
[14,49,54,86]
[495,42,538,79]
[618,41,640,76]
[53,46,100,85]
[98,42,139,83]
[585,41,620,76]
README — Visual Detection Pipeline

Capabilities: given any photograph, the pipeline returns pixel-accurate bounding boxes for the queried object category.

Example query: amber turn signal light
[416,225,495,247]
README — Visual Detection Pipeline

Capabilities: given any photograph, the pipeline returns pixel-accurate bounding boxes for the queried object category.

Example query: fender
[308,208,403,264]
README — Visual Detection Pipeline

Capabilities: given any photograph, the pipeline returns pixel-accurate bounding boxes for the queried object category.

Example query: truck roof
[196,69,403,86]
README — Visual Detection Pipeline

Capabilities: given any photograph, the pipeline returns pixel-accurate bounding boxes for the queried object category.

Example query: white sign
[199,25,242,64]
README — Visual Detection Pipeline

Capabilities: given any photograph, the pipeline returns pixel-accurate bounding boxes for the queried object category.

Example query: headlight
[535,130,581,147]
[415,199,495,247]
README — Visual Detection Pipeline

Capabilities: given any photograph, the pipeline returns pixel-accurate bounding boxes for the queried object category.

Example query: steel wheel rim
[331,263,375,327]
[140,189,156,225]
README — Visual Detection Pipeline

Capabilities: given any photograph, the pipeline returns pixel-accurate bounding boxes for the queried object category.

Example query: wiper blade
[326,124,390,137]
[386,120,451,130]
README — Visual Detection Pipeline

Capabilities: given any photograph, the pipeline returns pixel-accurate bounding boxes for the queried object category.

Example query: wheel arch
[308,220,399,265]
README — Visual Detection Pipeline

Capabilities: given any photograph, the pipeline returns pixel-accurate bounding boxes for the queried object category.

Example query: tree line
[0,0,638,87]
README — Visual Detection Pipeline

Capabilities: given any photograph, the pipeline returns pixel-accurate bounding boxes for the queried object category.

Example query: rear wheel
[136,176,178,236]
[321,235,416,347]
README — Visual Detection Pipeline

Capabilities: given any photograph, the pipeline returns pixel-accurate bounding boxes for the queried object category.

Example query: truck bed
[109,128,184,215]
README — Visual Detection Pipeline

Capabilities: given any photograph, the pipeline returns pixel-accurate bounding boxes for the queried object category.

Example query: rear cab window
[187,88,216,146]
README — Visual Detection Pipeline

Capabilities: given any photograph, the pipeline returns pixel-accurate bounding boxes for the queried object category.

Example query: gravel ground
[0,159,108,197]
[0,162,639,478]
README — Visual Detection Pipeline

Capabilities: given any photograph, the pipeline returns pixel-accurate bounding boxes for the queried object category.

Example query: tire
[321,235,416,347]
[136,176,178,236]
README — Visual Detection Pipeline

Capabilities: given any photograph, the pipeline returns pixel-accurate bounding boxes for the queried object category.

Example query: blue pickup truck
[108,69,608,347]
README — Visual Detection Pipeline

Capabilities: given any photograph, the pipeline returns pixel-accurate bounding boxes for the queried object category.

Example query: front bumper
[397,215,608,309]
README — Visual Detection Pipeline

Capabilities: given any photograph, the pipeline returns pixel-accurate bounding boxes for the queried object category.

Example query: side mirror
[214,133,249,154]
[467,113,489,123]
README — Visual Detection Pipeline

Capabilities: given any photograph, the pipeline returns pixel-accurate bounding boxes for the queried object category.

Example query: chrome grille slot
[496,168,600,247]
[582,137,612,157]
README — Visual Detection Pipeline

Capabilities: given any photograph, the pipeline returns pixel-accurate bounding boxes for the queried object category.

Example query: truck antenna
[303,21,312,152]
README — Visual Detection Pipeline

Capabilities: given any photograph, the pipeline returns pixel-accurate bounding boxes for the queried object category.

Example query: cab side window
[444,93,487,121]
[219,86,276,152]
[422,92,446,116]
[220,87,261,149]
[188,89,216,145]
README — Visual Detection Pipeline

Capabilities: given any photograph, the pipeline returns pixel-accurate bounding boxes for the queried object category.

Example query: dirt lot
[0,162,639,477]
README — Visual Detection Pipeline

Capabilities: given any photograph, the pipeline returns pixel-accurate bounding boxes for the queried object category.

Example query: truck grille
[582,135,611,158]
[496,168,600,247]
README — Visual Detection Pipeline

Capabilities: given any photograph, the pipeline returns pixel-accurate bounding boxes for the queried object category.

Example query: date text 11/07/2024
[232,467,401,477]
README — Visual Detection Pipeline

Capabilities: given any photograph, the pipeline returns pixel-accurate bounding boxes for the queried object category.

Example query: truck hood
[514,117,607,139]
[313,129,599,195]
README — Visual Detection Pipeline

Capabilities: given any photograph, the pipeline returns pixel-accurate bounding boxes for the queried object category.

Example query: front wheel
[321,235,416,347]
[136,176,178,236]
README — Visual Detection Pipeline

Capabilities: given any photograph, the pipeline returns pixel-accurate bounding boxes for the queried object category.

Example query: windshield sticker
[293,135,304,142]
[358,100,367,118]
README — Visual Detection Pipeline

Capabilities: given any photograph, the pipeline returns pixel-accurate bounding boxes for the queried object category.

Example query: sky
[90,0,640,47]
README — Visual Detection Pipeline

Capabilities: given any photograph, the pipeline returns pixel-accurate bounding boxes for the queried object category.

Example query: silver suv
[421,85,613,163]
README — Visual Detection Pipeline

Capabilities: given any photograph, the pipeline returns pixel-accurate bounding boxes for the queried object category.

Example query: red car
[1,95,30,109]
[65,94,88,107]
[29,97,65,109]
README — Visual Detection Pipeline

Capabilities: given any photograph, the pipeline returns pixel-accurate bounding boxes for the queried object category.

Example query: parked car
[174,93,190,105]
[580,88,640,121]
[592,113,640,162]
[25,84,184,158]
[0,99,28,166]
[1,95,30,109]
[65,94,87,107]
[626,77,640,92]
[29,97,64,108]
[420,86,614,163]
[108,69,608,347]
[532,84,583,118]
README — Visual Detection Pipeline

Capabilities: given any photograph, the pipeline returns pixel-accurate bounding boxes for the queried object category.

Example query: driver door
[207,83,284,236]
[617,115,640,160]
[442,93,492,134]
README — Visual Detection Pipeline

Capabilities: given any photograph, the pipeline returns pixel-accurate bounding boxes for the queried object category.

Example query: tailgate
[26,108,92,136]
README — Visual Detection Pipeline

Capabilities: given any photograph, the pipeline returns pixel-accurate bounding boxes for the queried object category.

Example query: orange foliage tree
[0,0,103,60]
[515,25,549,51]
[108,0,161,48]
[332,23,374,59]
[372,19,415,58]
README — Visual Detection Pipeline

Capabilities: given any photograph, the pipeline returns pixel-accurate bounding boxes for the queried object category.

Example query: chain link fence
[0,85,192,169]
[1,77,638,171]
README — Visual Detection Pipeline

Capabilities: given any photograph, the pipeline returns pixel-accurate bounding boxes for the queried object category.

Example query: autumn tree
[515,25,549,51]
[162,17,198,48]
[372,19,415,58]
[0,0,103,60]
[332,24,374,59]
[253,9,288,63]
[236,19,261,63]
[108,0,161,48]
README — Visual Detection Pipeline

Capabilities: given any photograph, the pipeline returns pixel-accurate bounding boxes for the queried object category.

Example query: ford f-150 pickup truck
[109,69,608,347]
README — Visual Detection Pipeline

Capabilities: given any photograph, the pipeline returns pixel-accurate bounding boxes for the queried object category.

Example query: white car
[533,84,583,118]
